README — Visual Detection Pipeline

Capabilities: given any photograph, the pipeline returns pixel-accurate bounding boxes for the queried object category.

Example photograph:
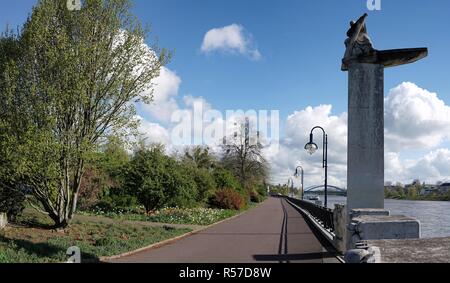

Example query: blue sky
[2,0,450,185]
[3,1,448,115]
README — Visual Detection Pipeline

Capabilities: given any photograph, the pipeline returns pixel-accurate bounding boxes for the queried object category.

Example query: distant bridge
[304,185,347,195]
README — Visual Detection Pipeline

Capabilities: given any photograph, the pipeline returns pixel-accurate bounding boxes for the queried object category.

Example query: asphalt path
[111,197,339,263]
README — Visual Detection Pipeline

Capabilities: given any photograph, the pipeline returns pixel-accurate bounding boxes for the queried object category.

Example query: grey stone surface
[366,237,450,263]
[342,13,374,65]
[344,245,382,264]
[333,204,347,253]
[343,14,428,214]
[348,215,420,249]
[347,63,385,212]
[350,208,390,218]
[0,213,7,229]
[342,14,428,71]
[344,249,370,263]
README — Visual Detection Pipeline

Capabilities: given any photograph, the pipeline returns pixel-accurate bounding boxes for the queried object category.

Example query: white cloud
[139,67,181,123]
[201,24,261,60]
[386,149,450,184]
[385,82,450,151]
[268,82,450,187]
[267,105,348,188]
[136,72,450,187]
[137,116,170,146]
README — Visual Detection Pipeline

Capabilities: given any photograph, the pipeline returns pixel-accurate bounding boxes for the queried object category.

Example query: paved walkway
[111,197,339,263]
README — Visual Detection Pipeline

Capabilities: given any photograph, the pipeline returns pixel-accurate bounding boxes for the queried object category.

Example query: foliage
[98,136,130,181]
[249,190,263,203]
[0,185,26,221]
[79,136,133,211]
[256,183,268,198]
[269,184,290,196]
[213,167,243,192]
[182,146,216,170]
[94,186,140,214]
[123,145,198,212]
[78,166,113,211]
[188,167,216,203]
[209,188,246,210]
[0,0,168,228]
[0,31,25,223]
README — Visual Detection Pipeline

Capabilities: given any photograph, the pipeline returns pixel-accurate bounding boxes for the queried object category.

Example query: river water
[323,195,450,239]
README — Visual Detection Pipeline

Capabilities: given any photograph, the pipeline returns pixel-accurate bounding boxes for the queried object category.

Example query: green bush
[256,184,268,198]
[188,167,216,203]
[250,190,262,203]
[97,185,140,209]
[78,166,112,211]
[0,186,26,221]
[209,188,246,210]
[123,145,198,212]
[213,167,243,193]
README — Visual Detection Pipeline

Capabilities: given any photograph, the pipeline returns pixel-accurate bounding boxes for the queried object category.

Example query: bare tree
[221,117,269,192]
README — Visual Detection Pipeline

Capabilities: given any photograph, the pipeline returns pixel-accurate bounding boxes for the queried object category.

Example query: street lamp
[294,166,304,200]
[304,126,328,208]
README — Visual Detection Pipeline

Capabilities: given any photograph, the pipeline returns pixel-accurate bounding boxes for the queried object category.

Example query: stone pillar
[347,62,385,212]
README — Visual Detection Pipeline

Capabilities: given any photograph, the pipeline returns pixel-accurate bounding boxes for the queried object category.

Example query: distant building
[384,185,398,192]
[438,183,450,194]
[419,185,438,196]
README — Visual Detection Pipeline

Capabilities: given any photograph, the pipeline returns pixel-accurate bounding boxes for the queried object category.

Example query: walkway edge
[100,202,265,262]
[284,198,345,263]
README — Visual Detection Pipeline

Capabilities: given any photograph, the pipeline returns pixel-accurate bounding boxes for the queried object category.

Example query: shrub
[123,145,198,213]
[94,186,140,214]
[213,167,243,193]
[250,190,262,203]
[256,184,268,198]
[0,186,26,221]
[78,167,113,211]
[209,188,245,210]
[187,167,216,203]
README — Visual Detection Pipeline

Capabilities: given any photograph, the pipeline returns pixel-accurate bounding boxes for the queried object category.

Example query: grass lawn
[0,209,191,263]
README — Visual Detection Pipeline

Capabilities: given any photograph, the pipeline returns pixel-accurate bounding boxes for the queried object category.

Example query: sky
[1,0,450,188]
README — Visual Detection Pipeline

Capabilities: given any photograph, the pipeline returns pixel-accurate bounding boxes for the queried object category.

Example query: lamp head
[305,133,318,155]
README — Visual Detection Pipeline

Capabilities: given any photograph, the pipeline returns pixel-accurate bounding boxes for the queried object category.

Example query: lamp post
[294,166,304,200]
[287,178,294,198]
[305,126,328,208]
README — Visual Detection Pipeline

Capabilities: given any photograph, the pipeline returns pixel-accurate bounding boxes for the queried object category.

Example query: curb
[100,201,265,262]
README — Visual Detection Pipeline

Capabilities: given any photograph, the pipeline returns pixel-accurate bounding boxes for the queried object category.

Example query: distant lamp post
[294,166,304,200]
[304,126,328,208]
[287,178,294,198]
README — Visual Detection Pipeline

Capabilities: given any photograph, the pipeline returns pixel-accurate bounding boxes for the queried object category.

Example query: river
[323,195,450,238]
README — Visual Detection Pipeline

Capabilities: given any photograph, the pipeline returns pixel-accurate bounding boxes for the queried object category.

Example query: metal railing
[286,197,335,232]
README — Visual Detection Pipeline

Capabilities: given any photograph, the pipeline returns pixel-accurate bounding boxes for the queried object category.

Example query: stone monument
[342,13,428,211]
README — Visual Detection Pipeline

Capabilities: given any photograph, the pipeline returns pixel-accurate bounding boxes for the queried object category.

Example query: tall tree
[0,0,168,228]
[221,118,269,193]
[0,30,26,220]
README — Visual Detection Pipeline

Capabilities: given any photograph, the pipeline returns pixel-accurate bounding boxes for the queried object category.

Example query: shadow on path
[254,251,336,262]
